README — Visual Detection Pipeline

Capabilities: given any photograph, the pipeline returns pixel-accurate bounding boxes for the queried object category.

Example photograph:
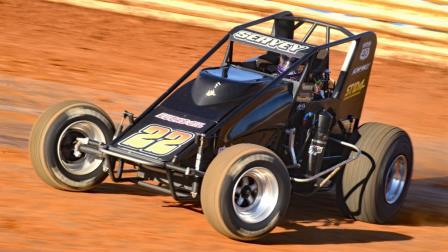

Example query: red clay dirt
[0,1,447,251]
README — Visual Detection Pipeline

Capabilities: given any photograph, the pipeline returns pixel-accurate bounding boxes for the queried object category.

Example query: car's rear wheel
[201,144,291,241]
[336,122,413,223]
[29,100,114,191]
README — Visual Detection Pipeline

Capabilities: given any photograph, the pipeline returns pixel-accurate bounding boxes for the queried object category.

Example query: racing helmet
[277,55,304,80]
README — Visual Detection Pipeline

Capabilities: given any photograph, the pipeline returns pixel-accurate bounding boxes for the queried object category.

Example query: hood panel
[110,66,274,162]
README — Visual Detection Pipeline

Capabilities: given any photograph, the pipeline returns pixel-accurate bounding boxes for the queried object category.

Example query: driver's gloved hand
[256,58,276,74]
[264,64,277,74]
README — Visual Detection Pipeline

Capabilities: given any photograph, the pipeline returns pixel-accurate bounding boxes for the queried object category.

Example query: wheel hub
[232,167,279,223]
[241,185,256,198]
[59,130,86,162]
[56,121,106,176]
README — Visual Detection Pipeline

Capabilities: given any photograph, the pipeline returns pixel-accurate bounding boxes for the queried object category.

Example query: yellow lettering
[344,79,366,100]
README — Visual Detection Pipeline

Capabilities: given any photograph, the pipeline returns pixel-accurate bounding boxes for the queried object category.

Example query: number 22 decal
[119,124,194,156]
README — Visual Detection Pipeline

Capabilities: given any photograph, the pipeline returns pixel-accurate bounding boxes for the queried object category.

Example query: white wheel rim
[384,155,408,204]
[56,120,105,176]
[232,167,279,223]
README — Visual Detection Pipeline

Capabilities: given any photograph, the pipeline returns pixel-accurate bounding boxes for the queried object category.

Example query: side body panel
[217,83,293,149]
[334,32,377,120]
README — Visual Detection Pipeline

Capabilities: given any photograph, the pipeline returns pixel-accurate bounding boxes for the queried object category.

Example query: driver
[276,55,305,80]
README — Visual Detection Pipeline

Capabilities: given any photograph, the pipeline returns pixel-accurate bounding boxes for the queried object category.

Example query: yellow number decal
[121,125,170,149]
[145,130,193,155]
[119,124,194,156]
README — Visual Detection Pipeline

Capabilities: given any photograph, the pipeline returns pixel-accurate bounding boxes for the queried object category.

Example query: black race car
[30,12,413,241]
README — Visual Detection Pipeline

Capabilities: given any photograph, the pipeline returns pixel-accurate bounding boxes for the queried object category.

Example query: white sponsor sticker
[155,112,206,129]
[206,89,216,97]
[206,81,221,97]
[233,30,309,55]
[360,41,372,61]
[351,63,371,75]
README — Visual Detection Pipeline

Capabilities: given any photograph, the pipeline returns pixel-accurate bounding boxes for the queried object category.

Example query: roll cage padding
[273,16,295,39]
[258,16,296,66]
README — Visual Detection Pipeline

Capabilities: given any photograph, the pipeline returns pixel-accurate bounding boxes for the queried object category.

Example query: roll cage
[138,11,371,126]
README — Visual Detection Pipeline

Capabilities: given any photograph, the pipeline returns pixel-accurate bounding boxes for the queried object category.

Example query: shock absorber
[308,110,333,176]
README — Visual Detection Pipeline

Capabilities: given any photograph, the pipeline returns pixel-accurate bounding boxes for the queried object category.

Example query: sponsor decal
[344,79,366,100]
[297,103,306,111]
[360,41,371,61]
[206,81,221,97]
[155,112,205,129]
[206,89,216,97]
[301,84,314,91]
[351,63,371,75]
[119,124,194,156]
[233,30,309,54]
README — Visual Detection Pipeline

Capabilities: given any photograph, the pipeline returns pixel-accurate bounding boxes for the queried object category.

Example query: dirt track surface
[0,1,447,251]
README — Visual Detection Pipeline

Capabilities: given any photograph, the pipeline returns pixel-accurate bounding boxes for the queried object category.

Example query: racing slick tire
[29,100,114,191]
[201,144,291,241]
[336,122,413,224]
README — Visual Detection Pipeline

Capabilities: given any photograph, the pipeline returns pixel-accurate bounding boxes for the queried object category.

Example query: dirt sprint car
[30,12,413,241]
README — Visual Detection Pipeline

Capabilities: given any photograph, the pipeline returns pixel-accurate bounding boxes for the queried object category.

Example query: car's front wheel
[29,100,115,191]
[201,144,291,241]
